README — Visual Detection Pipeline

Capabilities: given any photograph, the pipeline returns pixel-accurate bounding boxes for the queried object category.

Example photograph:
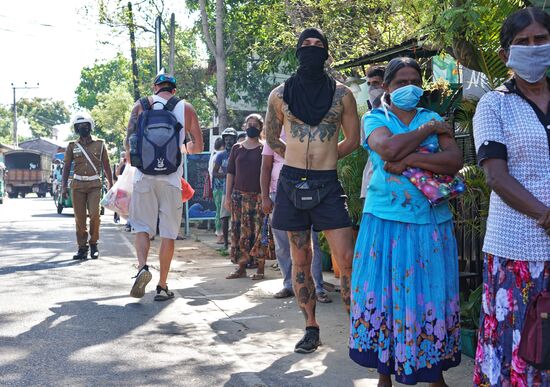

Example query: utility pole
[155,15,162,74]
[11,82,39,147]
[127,2,140,101]
[168,13,175,75]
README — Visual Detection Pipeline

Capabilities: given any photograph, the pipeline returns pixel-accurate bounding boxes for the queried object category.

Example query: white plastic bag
[101,165,135,217]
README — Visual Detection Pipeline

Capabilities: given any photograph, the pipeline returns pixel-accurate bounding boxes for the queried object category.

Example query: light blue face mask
[389,84,424,111]
[506,43,550,84]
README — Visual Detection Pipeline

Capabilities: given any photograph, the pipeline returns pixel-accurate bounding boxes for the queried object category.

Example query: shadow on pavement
[0,295,177,385]
[32,213,74,218]
[0,257,82,275]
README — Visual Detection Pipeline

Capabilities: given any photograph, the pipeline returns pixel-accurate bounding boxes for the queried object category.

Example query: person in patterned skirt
[224,114,267,280]
[349,57,463,386]
[472,7,550,386]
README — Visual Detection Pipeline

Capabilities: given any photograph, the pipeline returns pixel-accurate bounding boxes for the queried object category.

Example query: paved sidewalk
[159,224,476,387]
[0,198,474,386]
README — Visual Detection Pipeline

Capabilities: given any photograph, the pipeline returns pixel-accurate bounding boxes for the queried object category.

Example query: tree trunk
[215,0,228,130]
[198,0,228,130]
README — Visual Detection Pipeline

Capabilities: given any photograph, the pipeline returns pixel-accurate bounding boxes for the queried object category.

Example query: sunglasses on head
[155,74,176,85]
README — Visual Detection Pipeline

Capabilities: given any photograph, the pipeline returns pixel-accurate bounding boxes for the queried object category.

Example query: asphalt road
[0,196,474,387]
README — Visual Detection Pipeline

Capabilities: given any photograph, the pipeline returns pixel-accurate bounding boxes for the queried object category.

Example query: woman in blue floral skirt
[349,57,463,386]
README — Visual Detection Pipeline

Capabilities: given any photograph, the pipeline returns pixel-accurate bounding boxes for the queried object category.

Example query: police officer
[62,113,113,260]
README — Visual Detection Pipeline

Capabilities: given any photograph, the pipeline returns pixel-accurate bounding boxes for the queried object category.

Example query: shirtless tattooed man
[265,28,360,354]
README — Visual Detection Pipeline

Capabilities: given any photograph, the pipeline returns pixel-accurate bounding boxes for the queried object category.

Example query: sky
[0,0,125,108]
[0,0,193,140]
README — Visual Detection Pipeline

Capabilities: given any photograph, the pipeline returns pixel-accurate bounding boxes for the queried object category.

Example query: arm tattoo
[265,87,286,157]
[290,230,311,250]
[125,104,140,147]
[128,108,139,135]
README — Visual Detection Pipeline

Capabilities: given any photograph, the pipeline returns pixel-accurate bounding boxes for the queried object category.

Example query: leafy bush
[337,147,369,227]
[460,284,482,330]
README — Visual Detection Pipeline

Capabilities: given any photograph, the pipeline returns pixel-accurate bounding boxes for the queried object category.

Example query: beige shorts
[130,178,183,239]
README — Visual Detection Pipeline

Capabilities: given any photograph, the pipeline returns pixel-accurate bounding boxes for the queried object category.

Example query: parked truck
[4,149,52,198]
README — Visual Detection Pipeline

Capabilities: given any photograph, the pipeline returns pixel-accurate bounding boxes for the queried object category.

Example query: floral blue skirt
[473,254,550,386]
[349,213,461,385]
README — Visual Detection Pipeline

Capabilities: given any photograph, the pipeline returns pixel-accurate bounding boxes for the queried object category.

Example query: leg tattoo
[290,230,317,326]
[340,274,351,313]
[298,285,310,304]
[290,230,311,250]
[296,270,306,284]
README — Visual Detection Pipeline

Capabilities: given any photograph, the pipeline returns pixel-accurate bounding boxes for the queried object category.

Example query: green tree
[91,83,134,151]
[0,105,13,144]
[193,0,428,113]
[89,1,217,125]
[75,54,133,110]
[422,0,524,87]
[17,98,70,138]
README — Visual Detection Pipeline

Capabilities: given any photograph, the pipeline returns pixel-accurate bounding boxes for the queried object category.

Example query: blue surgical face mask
[506,43,550,84]
[389,84,424,111]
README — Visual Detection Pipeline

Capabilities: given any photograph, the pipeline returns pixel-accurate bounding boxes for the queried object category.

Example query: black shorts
[271,165,352,232]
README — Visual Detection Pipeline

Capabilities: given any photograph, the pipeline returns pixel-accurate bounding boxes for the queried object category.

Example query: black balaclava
[283,28,336,127]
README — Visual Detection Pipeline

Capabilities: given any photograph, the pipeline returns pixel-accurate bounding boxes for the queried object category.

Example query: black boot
[90,244,99,259]
[73,247,88,260]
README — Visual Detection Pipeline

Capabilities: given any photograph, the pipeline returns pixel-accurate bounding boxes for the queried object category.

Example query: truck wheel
[8,193,17,199]
[57,203,63,214]
[20,193,26,198]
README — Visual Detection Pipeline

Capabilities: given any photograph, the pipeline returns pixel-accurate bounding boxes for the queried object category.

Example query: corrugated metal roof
[334,37,439,70]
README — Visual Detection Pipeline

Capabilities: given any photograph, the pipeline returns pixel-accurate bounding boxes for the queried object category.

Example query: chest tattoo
[287,87,347,143]
[290,122,337,142]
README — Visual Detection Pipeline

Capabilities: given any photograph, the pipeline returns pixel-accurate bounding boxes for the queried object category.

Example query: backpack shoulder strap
[139,97,152,111]
[164,96,181,112]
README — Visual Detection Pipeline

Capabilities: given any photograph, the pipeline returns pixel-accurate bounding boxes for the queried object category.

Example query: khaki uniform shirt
[64,137,108,189]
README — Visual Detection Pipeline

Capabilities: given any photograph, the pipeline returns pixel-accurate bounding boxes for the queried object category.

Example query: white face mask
[368,87,384,108]
[506,43,550,83]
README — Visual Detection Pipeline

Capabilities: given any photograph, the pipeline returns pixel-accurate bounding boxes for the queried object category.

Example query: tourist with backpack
[125,73,203,301]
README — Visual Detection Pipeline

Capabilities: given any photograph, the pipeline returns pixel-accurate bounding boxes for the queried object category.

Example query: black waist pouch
[279,175,334,210]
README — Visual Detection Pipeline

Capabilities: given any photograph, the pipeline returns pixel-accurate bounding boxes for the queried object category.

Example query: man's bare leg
[158,238,175,288]
[135,232,150,268]
[289,230,317,327]
[323,227,354,313]
[130,232,153,298]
